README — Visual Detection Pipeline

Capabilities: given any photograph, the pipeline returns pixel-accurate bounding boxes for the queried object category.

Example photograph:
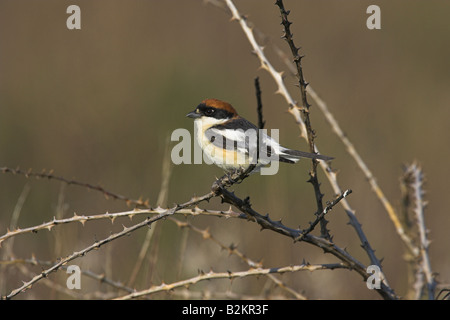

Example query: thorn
[202,228,211,240]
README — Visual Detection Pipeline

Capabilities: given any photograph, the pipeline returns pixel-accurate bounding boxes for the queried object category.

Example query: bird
[186,98,333,174]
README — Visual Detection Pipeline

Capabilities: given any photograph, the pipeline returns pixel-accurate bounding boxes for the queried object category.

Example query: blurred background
[0,0,449,299]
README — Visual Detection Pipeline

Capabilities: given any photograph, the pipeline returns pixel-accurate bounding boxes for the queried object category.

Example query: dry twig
[402,163,436,299]
[0,167,149,207]
[114,263,349,300]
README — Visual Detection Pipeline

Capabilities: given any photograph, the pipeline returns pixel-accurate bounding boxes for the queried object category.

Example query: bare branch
[3,213,167,299]
[403,163,436,299]
[254,76,265,130]
[114,263,350,300]
[171,218,307,299]
[0,257,135,294]
[307,87,419,258]
[0,206,245,247]
[275,0,330,239]
[0,167,149,208]
[2,190,217,299]
[296,189,352,242]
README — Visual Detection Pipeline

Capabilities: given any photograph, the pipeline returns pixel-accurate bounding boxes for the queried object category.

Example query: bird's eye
[205,109,215,115]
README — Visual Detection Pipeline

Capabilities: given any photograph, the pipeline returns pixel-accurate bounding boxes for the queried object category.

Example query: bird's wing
[205,127,253,155]
[206,118,259,154]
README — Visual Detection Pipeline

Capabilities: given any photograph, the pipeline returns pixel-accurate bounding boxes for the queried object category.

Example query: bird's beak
[186,110,201,119]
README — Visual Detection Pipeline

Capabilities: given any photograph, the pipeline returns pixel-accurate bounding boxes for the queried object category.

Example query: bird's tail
[279,148,334,163]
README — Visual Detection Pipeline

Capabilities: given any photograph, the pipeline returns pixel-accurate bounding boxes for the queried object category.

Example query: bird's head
[187,99,238,123]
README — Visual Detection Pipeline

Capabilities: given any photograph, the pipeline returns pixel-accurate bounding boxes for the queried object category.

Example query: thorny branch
[171,218,307,299]
[115,263,349,300]
[402,163,436,299]
[3,211,170,299]
[0,205,245,247]
[1,163,351,299]
[0,257,135,295]
[275,0,329,239]
[211,169,350,241]
[309,82,420,257]
[2,190,215,299]
[254,76,265,130]
[210,174,398,300]
[295,189,352,242]
[0,167,149,208]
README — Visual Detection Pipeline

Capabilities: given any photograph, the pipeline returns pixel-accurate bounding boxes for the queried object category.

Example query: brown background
[0,0,449,299]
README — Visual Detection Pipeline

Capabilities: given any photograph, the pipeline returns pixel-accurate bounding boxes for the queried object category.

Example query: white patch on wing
[208,128,247,143]
[206,128,250,155]
[260,133,283,154]
[207,128,291,158]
